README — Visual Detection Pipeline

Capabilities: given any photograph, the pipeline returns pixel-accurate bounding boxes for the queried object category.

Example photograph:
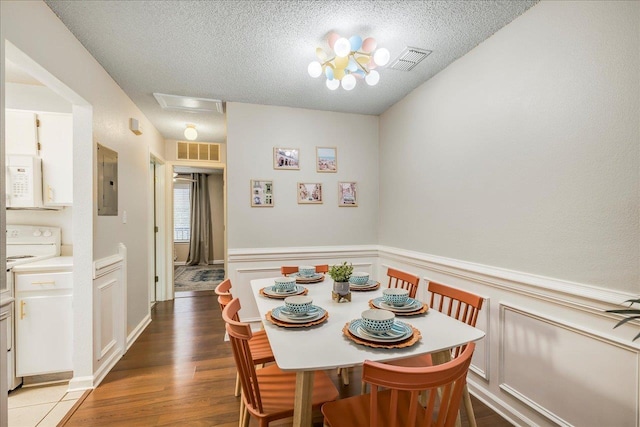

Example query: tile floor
[8,383,82,427]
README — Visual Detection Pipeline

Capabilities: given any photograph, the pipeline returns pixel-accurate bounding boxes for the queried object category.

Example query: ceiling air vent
[177,142,220,162]
[388,47,432,72]
[153,93,223,114]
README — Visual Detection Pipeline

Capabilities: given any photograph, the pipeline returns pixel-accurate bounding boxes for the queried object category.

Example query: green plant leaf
[612,315,640,329]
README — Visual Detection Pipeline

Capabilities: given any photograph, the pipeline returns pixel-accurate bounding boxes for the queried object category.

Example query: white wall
[226,102,379,249]
[1,0,166,389]
[379,0,639,294]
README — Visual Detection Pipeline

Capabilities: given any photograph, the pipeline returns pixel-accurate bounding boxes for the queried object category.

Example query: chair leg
[235,372,241,397]
[340,367,350,385]
[238,399,245,427]
[463,385,477,427]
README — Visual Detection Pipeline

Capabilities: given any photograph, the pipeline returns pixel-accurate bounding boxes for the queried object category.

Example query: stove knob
[43,230,52,237]
[33,229,42,237]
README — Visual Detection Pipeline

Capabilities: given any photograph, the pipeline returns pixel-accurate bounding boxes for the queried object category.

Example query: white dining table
[250,276,485,427]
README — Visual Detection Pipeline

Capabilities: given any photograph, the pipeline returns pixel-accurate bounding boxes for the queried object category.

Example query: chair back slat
[386,267,420,298]
[222,298,265,414]
[362,343,475,427]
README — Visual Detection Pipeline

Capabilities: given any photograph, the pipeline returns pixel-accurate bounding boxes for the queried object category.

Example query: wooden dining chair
[322,342,476,427]
[214,279,275,397]
[384,281,484,427]
[386,267,420,298]
[223,298,339,427]
[280,264,329,276]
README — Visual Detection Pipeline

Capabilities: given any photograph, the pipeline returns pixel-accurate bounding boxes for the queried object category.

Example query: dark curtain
[186,173,212,266]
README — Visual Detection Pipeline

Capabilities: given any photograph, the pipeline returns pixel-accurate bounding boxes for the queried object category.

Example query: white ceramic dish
[348,319,412,342]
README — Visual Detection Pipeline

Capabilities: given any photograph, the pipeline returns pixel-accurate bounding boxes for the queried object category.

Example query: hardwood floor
[64,291,512,426]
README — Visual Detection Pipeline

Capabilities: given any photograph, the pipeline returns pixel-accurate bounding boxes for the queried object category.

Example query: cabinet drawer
[15,272,72,292]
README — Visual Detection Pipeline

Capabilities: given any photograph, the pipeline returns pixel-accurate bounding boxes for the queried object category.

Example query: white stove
[5,225,61,391]
[6,225,61,270]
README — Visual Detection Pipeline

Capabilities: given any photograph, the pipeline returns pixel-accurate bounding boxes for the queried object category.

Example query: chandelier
[308,32,390,91]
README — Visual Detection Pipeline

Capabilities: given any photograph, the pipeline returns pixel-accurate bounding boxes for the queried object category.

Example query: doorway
[163,162,226,300]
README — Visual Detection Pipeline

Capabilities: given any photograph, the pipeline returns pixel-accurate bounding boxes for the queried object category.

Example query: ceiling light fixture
[308,32,390,91]
[184,124,197,141]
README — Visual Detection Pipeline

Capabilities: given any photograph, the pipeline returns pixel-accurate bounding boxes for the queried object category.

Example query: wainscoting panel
[92,244,127,387]
[500,304,639,427]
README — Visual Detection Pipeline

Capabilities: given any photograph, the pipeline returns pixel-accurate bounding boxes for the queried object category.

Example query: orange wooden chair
[386,267,420,298]
[223,298,339,427]
[384,281,484,427]
[214,279,275,397]
[322,342,476,427]
[280,264,330,276]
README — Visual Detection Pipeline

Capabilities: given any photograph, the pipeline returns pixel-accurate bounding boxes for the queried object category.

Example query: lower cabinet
[14,271,73,376]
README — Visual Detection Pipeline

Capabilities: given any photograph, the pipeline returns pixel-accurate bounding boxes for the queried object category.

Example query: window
[173,183,191,242]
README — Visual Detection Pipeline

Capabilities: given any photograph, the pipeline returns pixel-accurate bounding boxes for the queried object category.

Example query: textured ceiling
[44,0,537,142]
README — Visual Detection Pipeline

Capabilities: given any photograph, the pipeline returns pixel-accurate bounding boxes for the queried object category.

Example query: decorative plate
[271,305,327,324]
[266,310,329,328]
[260,285,308,299]
[370,297,427,313]
[350,280,380,291]
[343,322,421,349]
[290,272,325,284]
[348,319,412,343]
[369,298,429,316]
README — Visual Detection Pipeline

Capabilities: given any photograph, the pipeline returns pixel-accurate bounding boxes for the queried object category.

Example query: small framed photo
[316,147,337,173]
[274,147,300,170]
[297,182,323,204]
[250,180,274,207]
[338,182,358,207]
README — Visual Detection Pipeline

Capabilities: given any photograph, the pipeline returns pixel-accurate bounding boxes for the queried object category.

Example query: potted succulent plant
[329,262,353,302]
[606,297,640,341]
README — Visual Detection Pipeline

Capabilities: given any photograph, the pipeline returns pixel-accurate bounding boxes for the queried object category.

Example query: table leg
[293,370,314,427]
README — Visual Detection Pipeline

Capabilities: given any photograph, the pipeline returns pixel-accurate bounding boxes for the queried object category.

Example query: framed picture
[297,182,323,204]
[338,182,358,207]
[250,180,274,207]
[273,147,300,170]
[316,146,337,173]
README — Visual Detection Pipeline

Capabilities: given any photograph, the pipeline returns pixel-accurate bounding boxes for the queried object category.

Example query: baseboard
[66,375,94,393]
[127,314,151,351]
[92,349,122,388]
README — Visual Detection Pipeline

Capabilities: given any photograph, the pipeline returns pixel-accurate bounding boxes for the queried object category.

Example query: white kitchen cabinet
[5,109,38,155]
[38,112,73,206]
[14,271,73,376]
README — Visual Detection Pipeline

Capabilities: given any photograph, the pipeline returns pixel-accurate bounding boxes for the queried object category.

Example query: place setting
[348,271,380,292]
[266,296,329,328]
[260,276,308,299]
[343,308,421,349]
[369,288,429,316]
[288,265,325,284]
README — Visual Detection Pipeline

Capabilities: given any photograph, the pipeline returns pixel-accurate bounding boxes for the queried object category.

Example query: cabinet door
[5,110,38,155]
[38,112,73,206]
[15,294,73,376]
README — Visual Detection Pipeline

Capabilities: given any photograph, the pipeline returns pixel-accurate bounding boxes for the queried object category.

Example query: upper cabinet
[5,110,38,155]
[5,108,73,207]
[38,112,73,206]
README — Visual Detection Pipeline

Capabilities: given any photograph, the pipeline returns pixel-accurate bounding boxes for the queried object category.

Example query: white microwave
[5,155,43,208]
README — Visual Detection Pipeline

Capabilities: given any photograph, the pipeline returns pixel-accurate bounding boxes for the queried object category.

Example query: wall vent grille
[177,142,220,162]
[389,47,432,71]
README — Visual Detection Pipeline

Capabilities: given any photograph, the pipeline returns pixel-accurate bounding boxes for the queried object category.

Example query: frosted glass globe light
[373,48,390,66]
[334,37,351,57]
[365,70,380,86]
[308,61,322,78]
[184,125,197,141]
[341,74,356,91]
[326,79,340,90]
